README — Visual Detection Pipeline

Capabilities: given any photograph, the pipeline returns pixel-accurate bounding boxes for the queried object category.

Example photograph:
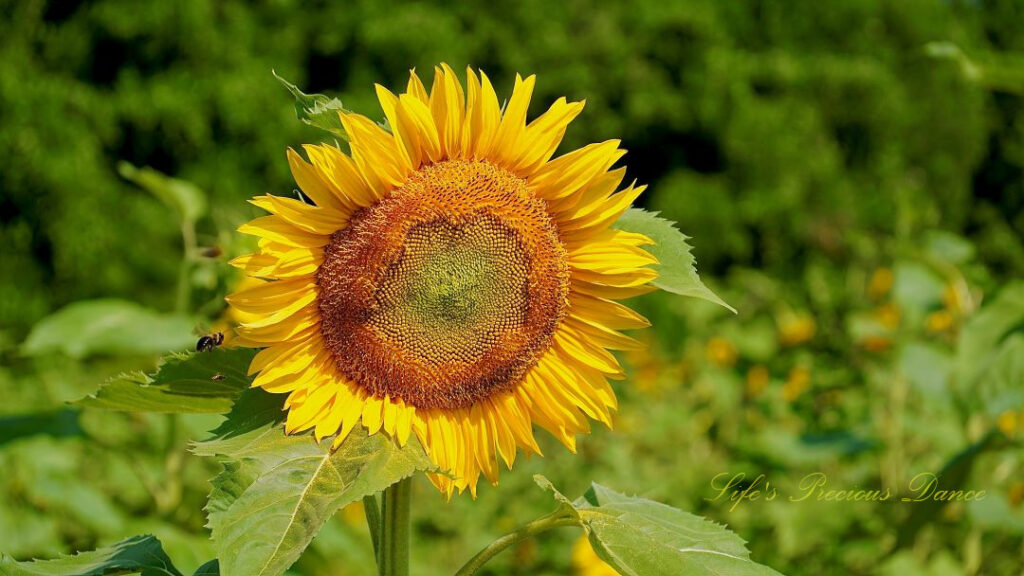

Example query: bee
[196,332,225,352]
[211,373,226,381]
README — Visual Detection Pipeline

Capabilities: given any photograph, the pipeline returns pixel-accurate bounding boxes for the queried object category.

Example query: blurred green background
[1,0,1022,575]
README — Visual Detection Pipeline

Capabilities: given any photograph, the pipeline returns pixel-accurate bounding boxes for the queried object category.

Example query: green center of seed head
[409,249,490,325]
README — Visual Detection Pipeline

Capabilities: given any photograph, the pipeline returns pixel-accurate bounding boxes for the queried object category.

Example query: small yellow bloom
[868,268,893,300]
[942,284,968,316]
[997,410,1018,437]
[571,535,619,576]
[1009,481,1024,508]
[746,365,770,397]
[626,340,667,395]
[926,310,954,333]
[778,311,817,346]
[874,303,901,330]
[706,337,737,368]
[782,367,810,402]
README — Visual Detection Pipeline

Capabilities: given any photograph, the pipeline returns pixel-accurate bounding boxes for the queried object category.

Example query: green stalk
[378,477,413,576]
[453,512,579,576]
[363,494,382,561]
[175,220,197,314]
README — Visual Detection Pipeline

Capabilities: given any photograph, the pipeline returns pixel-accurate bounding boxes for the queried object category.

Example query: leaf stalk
[453,511,580,576]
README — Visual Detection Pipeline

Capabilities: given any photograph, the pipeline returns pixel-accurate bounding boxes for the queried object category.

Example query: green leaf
[536,476,784,576]
[75,348,256,414]
[954,281,1024,390]
[0,409,83,447]
[118,162,207,225]
[191,561,219,576]
[21,299,196,359]
[0,534,183,576]
[193,389,433,576]
[977,333,1024,418]
[612,208,735,312]
[895,431,1005,548]
[273,71,350,140]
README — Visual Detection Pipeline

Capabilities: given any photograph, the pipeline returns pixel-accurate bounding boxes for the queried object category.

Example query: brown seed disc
[316,160,569,409]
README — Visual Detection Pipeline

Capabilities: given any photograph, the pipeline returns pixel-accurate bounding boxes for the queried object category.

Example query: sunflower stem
[378,476,413,576]
[363,494,382,562]
[453,512,580,576]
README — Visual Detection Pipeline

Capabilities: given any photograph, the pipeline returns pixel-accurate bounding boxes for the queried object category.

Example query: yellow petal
[375,84,417,169]
[362,394,385,434]
[396,94,442,164]
[395,401,414,447]
[406,68,430,103]
[531,141,625,210]
[568,293,650,331]
[286,148,348,212]
[339,113,408,195]
[509,98,585,174]
[227,277,316,309]
[489,74,536,164]
[304,144,380,209]
[238,216,329,249]
[553,327,623,376]
[236,306,318,343]
[430,64,466,159]
[468,70,502,158]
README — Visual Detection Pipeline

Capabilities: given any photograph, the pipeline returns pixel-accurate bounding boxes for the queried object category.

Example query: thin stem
[454,512,580,576]
[175,220,197,314]
[378,477,413,576]
[157,414,185,514]
[363,494,382,562]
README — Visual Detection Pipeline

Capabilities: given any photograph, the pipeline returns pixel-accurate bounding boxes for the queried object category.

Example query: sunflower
[228,64,657,496]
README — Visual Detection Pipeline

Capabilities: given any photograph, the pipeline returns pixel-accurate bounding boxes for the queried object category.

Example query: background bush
[1,1,1022,575]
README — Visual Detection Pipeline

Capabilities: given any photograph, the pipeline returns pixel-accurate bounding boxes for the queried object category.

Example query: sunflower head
[229,64,656,496]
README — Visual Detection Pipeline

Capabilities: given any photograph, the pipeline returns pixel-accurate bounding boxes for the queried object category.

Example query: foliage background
[1,0,1022,574]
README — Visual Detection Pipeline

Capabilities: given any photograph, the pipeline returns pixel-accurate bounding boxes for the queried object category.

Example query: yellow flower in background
[874,303,901,330]
[625,338,681,396]
[572,535,619,576]
[705,337,737,368]
[859,336,891,352]
[778,311,817,346]
[996,410,1019,438]
[925,309,954,333]
[1009,481,1024,508]
[867,267,893,300]
[858,302,901,351]
[228,65,656,496]
[746,365,770,398]
[941,283,972,316]
[782,367,810,402]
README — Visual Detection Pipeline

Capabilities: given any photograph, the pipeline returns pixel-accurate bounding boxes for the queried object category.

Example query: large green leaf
[273,71,350,141]
[118,162,207,226]
[193,389,433,576]
[536,476,784,576]
[612,208,735,312]
[0,535,183,576]
[21,299,196,359]
[75,348,256,414]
